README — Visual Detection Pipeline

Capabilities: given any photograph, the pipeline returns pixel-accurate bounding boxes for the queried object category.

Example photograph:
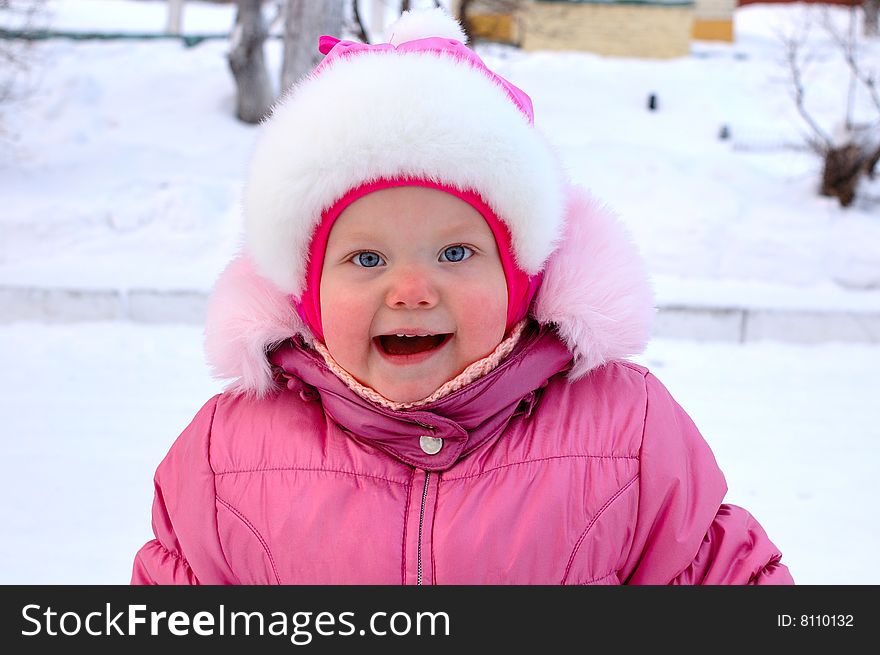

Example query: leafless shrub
[780,6,880,208]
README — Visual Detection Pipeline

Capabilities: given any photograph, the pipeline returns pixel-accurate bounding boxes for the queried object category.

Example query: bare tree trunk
[281,0,345,93]
[167,0,185,35]
[350,0,368,43]
[820,144,864,207]
[228,0,275,124]
[865,0,879,37]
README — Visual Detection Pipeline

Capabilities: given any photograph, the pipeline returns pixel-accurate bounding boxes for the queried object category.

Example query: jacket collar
[268,321,572,471]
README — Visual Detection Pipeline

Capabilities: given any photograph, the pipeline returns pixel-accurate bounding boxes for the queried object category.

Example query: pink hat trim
[294,178,541,343]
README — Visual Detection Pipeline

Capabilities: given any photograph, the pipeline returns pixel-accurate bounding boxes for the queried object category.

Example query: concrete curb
[1,286,879,344]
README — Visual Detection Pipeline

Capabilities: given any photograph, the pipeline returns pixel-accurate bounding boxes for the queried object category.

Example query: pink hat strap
[294,178,541,343]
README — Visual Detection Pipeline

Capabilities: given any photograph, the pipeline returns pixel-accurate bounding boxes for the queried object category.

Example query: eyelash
[439,244,474,263]
[349,245,475,268]
[350,251,385,268]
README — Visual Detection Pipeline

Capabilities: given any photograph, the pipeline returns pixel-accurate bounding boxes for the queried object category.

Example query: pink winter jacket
[130,189,793,585]
[131,321,792,585]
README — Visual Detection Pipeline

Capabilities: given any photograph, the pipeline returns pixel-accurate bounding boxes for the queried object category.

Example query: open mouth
[376,333,452,357]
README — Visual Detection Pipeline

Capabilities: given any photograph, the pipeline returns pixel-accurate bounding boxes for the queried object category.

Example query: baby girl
[131,8,793,586]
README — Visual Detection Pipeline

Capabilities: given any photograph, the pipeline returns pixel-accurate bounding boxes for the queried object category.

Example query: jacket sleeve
[131,395,239,585]
[620,371,794,585]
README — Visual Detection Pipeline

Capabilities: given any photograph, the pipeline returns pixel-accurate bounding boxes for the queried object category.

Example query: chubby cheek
[453,281,508,355]
[320,290,374,371]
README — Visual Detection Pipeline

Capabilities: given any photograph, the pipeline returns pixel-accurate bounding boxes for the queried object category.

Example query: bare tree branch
[778,8,880,207]
[819,5,880,115]
[778,25,834,151]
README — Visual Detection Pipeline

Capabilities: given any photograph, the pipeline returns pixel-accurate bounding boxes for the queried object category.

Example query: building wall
[694,0,735,20]
[468,12,519,44]
[519,2,695,59]
[693,18,733,41]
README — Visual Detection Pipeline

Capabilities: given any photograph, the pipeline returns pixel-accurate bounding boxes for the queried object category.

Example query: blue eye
[352,251,385,267]
[440,245,473,263]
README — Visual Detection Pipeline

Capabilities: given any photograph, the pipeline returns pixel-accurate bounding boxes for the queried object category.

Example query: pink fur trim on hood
[205,185,655,397]
[204,255,308,397]
[533,186,655,380]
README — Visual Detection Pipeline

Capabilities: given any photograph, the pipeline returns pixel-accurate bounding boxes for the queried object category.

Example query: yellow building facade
[466,0,736,57]
[692,0,736,42]
[518,0,695,58]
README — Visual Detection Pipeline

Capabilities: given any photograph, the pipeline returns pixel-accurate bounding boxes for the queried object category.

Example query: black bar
[1,585,872,652]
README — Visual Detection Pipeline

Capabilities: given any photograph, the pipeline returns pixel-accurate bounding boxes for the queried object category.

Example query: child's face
[320,186,508,403]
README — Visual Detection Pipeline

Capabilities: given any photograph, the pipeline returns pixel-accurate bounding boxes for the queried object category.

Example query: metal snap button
[419,435,443,455]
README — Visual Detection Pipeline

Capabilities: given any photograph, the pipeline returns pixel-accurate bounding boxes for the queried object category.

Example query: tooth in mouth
[378,334,449,356]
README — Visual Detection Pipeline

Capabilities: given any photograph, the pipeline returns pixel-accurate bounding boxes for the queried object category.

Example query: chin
[376,379,440,404]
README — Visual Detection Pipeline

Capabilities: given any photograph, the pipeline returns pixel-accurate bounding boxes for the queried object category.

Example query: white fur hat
[243,7,566,299]
[205,8,655,396]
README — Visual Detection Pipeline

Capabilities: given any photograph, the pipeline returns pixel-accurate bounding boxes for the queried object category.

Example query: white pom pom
[385,7,467,46]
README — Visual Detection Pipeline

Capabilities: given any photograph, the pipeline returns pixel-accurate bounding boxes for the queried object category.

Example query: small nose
[385,264,439,309]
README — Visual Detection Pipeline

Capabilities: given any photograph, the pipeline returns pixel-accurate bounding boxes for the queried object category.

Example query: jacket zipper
[417,471,431,586]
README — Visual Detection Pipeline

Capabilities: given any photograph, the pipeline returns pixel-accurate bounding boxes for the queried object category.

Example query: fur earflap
[204,254,308,398]
[533,186,656,379]
[385,7,467,45]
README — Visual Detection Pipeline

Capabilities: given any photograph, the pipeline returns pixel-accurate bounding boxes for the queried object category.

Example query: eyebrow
[336,221,487,239]
[333,231,381,244]
[331,214,493,247]
[435,218,490,238]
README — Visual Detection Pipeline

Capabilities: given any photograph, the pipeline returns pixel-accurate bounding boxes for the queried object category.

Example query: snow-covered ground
[0,322,876,585]
[0,1,878,584]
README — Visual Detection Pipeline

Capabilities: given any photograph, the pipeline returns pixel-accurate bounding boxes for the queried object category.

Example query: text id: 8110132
[777,614,854,628]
